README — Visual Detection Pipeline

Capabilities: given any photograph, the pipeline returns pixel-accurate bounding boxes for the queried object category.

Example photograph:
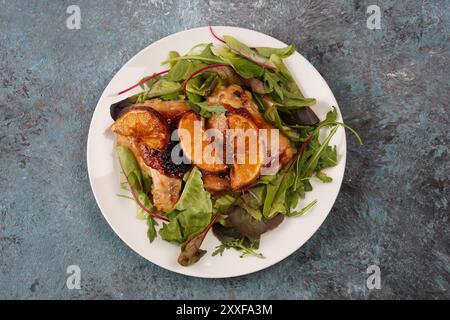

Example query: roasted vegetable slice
[227,110,264,190]
[111,108,170,151]
[202,172,231,192]
[178,112,227,172]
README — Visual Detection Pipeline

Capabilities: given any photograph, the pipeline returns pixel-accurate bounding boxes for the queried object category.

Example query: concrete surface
[0,0,449,299]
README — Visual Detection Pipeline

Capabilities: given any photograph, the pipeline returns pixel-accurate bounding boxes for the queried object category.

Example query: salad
[109,27,361,266]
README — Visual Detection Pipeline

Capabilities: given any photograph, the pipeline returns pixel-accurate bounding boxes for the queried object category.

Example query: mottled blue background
[0,0,449,299]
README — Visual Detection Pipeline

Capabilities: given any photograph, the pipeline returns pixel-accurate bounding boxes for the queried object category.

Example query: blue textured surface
[0,0,449,299]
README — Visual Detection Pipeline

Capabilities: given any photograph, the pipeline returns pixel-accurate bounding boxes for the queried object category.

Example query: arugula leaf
[255,45,296,58]
[160,167,213,244]
[302,126,338,178]
[168,51,180,68]
[316,171,333,183]
[262,169,294,218]
[212,238,265,259]
[314,108,363,146]
[190,102,226,118]
[287,199,318,217]
[317,145,338,171]
[185,73,218,96]
[162,44,225,66]
[263,71,284,100]
[263,104,301,141]
[293,179,313,199]
[269,54,300,93]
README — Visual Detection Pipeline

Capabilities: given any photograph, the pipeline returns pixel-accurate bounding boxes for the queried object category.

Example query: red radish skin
[117,156,169,222]
[183,63,228,96]
[118,69,170,95]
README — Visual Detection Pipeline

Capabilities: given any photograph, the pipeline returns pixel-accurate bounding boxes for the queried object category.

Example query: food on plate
[178,111,228,172]
[226,110,264,190]
[111,108,170,151]
[110,27,362,266]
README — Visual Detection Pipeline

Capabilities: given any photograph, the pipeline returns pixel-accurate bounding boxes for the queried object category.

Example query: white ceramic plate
[87,26,346,278]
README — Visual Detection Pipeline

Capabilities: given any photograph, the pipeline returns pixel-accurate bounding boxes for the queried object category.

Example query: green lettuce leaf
[147,79,182,98]
[255,45,296,58]
[160,167,213,244]
[222,35,276,69]
[190,102,226,118]
[213,194,236,214]
[211,45,264,79]
[116,146,157,242]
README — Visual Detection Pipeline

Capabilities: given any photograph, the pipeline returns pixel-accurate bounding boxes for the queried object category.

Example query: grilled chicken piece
[116,135,182,212]
[148,168,182,212]
[207,85,295,166]
[110,98,191,123]
[116,135,153,177]
[207,84,244,109]
[135,99,191,121]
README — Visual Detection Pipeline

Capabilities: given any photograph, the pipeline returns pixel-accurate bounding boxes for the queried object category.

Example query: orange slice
[227,110,264,190]
[178,112,227,172]
[111,107,169,151]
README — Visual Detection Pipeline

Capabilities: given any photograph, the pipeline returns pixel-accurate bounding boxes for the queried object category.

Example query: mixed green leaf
[160,167,213,244]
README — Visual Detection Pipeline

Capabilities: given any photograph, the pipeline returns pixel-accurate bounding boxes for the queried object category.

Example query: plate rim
[86,25,347,278]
